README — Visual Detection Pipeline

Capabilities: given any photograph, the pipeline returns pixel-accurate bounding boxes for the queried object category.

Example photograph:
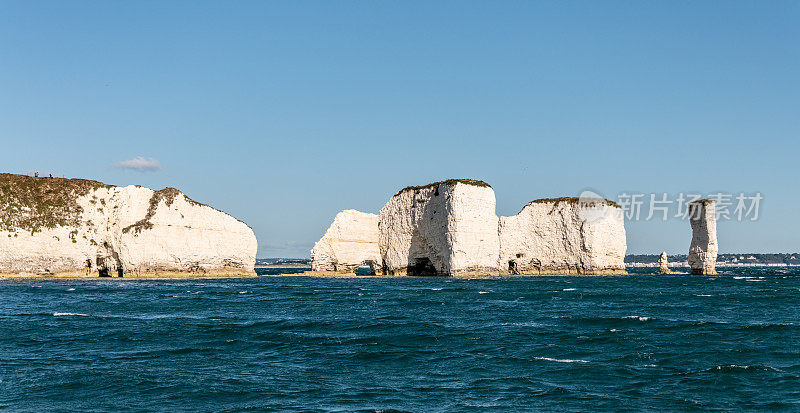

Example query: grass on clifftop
[523,197,621,210]
[0,173,222,235]
[122,188,182,234]
[119,187,250,233]
[0,173,111,234]
[395,179,491,196]
[121,187,217,234]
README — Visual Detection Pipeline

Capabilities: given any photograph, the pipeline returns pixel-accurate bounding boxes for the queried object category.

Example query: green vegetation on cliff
[122,188,182,234]
[395,179,491,196]
[524,197,621,210]
[0,174,213,235]
[0,174,110,234]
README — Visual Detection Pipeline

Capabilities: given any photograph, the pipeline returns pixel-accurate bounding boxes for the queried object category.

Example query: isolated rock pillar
[657,251,671,274]
[688,200,718,275]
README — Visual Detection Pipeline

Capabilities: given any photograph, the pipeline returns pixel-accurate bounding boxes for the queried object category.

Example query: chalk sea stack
[310,210,380,273]
[380,179,500,276]
[658,251,671,274]
[499,197,626,275]
[311,179,627,276]
[688,199,718,275]
[0,173,257,277]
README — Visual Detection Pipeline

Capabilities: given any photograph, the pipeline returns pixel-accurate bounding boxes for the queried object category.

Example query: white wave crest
[534,356,589,364]
[623,316,652,321]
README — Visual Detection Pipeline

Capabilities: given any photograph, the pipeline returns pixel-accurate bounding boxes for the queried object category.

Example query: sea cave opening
[408,257,437,276]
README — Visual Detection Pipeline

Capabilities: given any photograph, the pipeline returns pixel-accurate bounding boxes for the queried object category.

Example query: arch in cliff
[355,260,378,275]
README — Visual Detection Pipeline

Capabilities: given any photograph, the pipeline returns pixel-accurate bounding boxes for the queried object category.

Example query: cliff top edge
[394,179,491,196]
[0,173,221,233]
[521,197,621,211]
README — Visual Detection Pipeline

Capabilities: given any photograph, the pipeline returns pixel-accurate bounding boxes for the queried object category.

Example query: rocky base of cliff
[501,268,628,276]
[690,269,717,275]
[0,268,256,279]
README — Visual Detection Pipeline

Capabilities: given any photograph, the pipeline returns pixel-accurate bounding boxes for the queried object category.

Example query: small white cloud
[113,156,162,172]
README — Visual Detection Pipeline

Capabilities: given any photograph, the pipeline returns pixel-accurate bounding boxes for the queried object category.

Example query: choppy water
[1,267,799,411]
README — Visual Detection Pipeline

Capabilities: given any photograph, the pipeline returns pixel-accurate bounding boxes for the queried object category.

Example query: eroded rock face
[498,198,626,274]
[658,251,670,274]
[378,180,500,275]
[313,179,628,276]
[688,200,718,275]
[0,174,257,276]
[310,210,380,273]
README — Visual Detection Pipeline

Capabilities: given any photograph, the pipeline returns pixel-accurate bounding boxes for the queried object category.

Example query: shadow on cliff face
[405,189,448,276]
[408,229,435,275]
[96,242,124,277]
[407,257,437,276]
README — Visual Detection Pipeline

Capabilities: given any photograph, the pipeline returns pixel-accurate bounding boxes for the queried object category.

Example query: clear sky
[1,1,798,257]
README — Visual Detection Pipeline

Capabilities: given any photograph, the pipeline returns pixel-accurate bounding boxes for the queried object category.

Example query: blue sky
[1,1,798,257]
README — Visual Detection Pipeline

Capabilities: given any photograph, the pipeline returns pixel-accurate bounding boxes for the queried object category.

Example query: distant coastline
[625,253,800,267]
[626,263,800,268]
[255,258,311,269]
[255,263,311,269]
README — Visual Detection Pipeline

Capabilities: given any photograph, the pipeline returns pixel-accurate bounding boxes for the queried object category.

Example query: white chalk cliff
[378,180,500,275]
[499,198,626,275]
[0,174,256,276]
[310,210,380,273]
[688,200,718,275]
[312,179,627,275]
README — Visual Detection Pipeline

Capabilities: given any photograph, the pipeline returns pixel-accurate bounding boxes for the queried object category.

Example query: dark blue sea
[1,267,799,412]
